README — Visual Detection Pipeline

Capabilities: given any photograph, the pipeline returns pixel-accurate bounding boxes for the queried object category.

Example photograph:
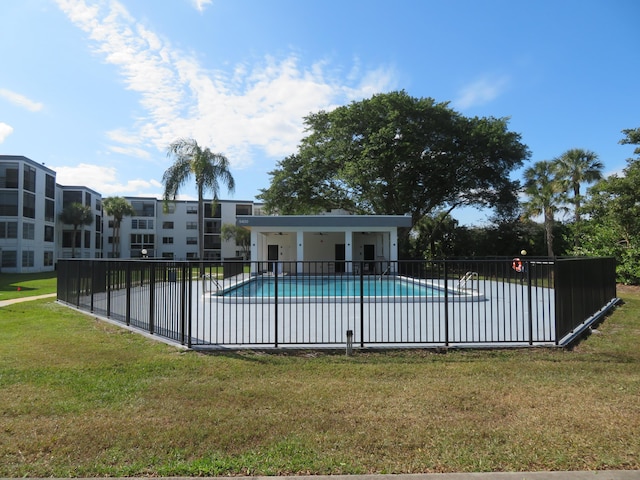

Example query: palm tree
[59,202,93,258]
[522,161,564,257]
[162,138,235,262]
[103,197,135,258]
[555,148,603,224]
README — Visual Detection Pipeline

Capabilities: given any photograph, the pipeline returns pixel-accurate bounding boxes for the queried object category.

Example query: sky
[1,0,639,225]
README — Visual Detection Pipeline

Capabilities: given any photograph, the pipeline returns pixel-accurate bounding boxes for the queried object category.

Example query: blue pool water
[222,276,444,298]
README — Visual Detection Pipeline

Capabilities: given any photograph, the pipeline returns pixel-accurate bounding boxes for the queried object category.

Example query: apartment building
[108,198,257,260]
[0,156,58,273]
[0,155,261,271]
[0,155,107,272]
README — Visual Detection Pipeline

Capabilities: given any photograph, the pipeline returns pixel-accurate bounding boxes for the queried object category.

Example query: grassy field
[0,285,638,477]
[0,271,57,301]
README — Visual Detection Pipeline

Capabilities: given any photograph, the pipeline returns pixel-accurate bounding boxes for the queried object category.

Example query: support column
[250,230,259,275]
[297,231,304,275]
[345,230,353,274]
[390,228,399,274]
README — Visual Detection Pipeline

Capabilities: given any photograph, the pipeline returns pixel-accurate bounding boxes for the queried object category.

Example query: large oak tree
[258,91,530,231]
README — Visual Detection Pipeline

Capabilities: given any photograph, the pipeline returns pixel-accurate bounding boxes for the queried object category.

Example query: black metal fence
[57,257,619,350]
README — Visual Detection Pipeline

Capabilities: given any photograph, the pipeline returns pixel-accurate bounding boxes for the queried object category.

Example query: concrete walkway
[0,292,57,307]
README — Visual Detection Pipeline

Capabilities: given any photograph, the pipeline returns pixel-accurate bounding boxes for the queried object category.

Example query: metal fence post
[360,261,365,348]
[90,260,95,313]
[149,263,155,335]
[527,260,533,345]
[106,261,111,318]
[125,261,131,326]
[443,261,449,347]
[274,263,279,348]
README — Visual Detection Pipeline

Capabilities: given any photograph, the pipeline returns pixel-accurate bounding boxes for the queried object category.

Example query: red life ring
[512,258,523,273]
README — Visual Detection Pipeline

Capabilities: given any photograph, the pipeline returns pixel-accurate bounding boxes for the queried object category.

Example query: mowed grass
[0,271,57,301]
[1,290,639,476]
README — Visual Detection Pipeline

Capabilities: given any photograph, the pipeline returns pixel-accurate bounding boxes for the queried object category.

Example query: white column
[250,230,259,275]
[390,228,399,274]
[345,230,353,273]
[296,231,304,275]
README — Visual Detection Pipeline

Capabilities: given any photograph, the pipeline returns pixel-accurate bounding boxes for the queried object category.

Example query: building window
[161,252,174,259]
[186,252,198,259]
[84,230,91,248]
[22,251,34,267]
[44,251,54,267]
[63,190,82,207]
[45,174,55,199]
[62,231,81,248]
[0,221,18,238]
[44,225,54,242]
[1,250,16,268]
[84,192,92,207]
[45,199,55,222]
[186,237,197,245]
[131,219,154,229]
[0,163,18,188]
[162,237,174,244]
[23,165,36,192]
[186,205,197,214]
[205,219,221,234]
[95,215,101,232]
[130,234,155,249]
[23,192,36,219]
[204,251,221,261]
[186,221,197,230]
[204,235,221,249]
[236,204,252,215]
[131,200,155,217]
[162,221,174,229]
[0,191,18,216]
[204,203,221,218]
[23,222,35,240]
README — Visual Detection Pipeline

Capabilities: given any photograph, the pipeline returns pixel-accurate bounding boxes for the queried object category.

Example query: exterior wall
[0,156,57,273]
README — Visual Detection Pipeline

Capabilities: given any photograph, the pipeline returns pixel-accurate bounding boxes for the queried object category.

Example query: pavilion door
[268,244,278,273]
[364,244,375,274]
[335,244,345,273]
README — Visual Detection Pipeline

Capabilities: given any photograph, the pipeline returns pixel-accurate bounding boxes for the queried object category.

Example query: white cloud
[0,122,14,143]
[453,75,510,110]
[55,0,394,170]
[0,88,44,112]
[191,0,212,13]
[53,163,160,196]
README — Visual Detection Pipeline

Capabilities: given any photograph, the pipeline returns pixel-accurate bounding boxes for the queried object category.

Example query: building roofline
[0,155,57,175]
[237,215,412,228]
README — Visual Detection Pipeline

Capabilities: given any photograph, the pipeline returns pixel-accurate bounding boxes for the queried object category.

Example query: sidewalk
[0,292,57,307]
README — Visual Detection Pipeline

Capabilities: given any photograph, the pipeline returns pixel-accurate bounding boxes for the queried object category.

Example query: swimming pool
[220,275,447,299]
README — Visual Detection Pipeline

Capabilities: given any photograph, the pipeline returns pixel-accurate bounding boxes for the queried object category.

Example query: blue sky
[1,0,638,225]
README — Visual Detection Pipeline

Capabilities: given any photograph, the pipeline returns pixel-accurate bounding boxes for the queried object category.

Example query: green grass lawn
[0,286,639,476]
[0,271,57,301]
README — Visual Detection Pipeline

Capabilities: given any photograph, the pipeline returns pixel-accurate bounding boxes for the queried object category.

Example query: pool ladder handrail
[202,273,222,294]
[457,271,478,291]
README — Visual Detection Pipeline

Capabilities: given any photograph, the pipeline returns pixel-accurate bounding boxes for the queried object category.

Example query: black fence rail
[56,257,619,350]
